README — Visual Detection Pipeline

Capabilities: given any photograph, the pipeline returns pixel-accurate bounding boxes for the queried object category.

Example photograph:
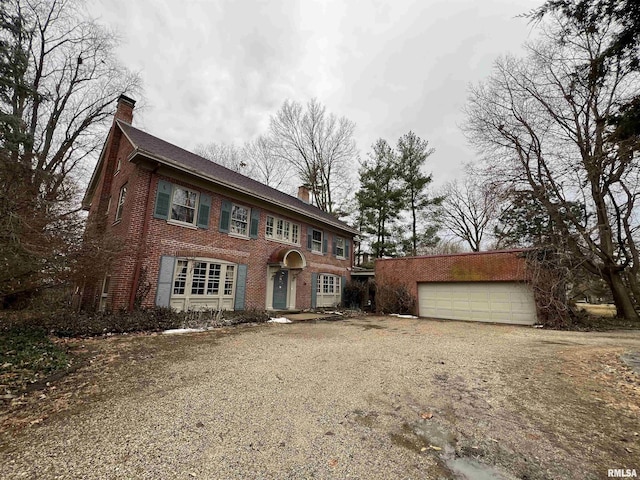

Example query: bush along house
[81,95,358,312]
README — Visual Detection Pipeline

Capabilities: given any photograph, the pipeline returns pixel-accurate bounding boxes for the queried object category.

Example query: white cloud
[89,0,540,185]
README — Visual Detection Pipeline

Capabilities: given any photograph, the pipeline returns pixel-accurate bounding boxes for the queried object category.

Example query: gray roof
[117,121,358,235]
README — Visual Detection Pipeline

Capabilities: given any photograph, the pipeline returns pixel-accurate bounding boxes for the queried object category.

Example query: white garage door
[418,282,537,325]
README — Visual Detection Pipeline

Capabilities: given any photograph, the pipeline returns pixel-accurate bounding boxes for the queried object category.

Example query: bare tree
[242,136,292,192]
[464,15,640,321]
[196,136,293,192]
[0,0,141,305]
[269,98,357,214]
[439,178,499,252]
[195,142,249,173]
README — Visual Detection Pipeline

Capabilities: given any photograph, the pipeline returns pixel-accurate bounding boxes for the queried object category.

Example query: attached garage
[418,282,537,325]
[375,249,538,326]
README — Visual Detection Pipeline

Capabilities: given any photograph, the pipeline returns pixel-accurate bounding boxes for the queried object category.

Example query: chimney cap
[118,94,136,107]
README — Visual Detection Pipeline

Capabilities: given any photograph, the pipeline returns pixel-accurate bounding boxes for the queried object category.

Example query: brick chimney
[115,94,136,124]
[297,185,310,203]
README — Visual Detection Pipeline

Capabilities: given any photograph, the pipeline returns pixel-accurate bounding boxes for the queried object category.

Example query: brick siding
[83,125,353,311]
[375,250,531,308]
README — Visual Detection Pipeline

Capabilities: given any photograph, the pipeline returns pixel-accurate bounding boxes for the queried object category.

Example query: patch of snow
[162,328,207,335]
[268,317,292,324]
[389,314,419,319]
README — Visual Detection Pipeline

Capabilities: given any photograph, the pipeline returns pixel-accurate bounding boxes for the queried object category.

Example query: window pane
[191,262,206,295]
[266,216,274,237]
[116,184,127,221]
[207,264,221,295]
[312,229,322,252]
[173,260,188,295]
[171,187,197,224]
[231,205,248,235]
[224,265,235,295]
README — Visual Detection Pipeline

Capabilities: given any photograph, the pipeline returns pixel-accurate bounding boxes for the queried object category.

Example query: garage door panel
[418,282,536,325]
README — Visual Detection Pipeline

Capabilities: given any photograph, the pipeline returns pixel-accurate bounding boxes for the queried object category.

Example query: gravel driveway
[1,316,639,479]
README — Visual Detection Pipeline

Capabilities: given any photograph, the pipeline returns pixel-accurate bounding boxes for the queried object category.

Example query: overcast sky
[90,0,541,188]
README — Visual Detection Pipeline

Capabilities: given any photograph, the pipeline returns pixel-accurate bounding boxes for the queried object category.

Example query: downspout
[128,165,159,310]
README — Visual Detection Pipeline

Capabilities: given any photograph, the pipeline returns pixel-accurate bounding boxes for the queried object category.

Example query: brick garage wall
[375,250,531,311]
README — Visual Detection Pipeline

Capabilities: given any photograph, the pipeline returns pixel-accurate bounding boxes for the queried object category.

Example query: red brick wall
[134,174,352,310]
[85,128,353,311]
[375,250,531,311]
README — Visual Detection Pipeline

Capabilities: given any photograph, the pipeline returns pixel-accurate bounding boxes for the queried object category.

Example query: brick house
[376,250,537,325]
[81,95,358,312]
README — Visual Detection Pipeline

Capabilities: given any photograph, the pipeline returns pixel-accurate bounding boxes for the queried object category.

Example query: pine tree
[396,132,440,256]
[356,139,405,258]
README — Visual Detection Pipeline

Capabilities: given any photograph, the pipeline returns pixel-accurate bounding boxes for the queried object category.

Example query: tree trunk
[603,269,640,322]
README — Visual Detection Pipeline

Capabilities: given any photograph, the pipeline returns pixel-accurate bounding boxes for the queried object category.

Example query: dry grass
[574,303,617,318]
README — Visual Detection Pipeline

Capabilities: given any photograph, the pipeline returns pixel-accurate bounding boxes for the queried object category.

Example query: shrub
[375,283,416,315]
[343,281,369,309]
[0,307,270,337]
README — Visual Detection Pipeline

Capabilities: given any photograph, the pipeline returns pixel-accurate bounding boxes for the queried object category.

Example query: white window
[318,274,339,294]
[171,259,237,311]
[316,273,342,307]
[265,215,300,245]
[170,186,199,225]
[231,204,249,236]
[311,229,323,253]
[115,184,127,222]
[335,237,345,258]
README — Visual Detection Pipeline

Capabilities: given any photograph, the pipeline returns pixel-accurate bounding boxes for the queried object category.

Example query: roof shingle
[118,121,357,234]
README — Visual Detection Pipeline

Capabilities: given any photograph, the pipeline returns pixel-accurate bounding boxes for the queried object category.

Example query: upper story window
[154,179,211,229]
[266,215,300,245]
[335,237,345,258]
[171,187,199,225]
[231,204,249,236]
[311,229,323,253]
[115,183,127,222]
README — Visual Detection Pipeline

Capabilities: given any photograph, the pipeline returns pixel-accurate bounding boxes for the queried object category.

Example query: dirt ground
[1,316,639,479]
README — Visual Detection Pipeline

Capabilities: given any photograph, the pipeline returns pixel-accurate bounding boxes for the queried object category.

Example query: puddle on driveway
[392,420,512,480]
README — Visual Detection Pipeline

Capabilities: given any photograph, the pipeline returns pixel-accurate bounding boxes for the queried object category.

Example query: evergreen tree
[356,139,404,258]
[396,131,440,256]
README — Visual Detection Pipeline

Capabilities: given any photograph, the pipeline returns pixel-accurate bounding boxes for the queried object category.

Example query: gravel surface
[1,316,639,479]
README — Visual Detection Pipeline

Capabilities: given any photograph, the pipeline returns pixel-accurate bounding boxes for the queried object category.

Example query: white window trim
[265,215,301,246]
[230,203,250,238]
[114,183,127,223]
[169,185,200,227]
[172,258,237,300]
[311,229,323,254]
[335,237,346,259]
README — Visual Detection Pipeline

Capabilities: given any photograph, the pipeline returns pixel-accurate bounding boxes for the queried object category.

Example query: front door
[272,269,288,309]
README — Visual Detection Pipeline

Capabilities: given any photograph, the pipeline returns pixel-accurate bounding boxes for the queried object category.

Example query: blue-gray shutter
[249,208,260,239]
[154,180,172,219]
[155,255,176,307]
[196,193,211,229]
[345,240,350,260]
[341,275,347,305]
[322,232,328,254]
[311,272,318,309]
[219,200,232,233]
[332,236,337,257]
[307,227,313,250]
[234,264,247,310]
